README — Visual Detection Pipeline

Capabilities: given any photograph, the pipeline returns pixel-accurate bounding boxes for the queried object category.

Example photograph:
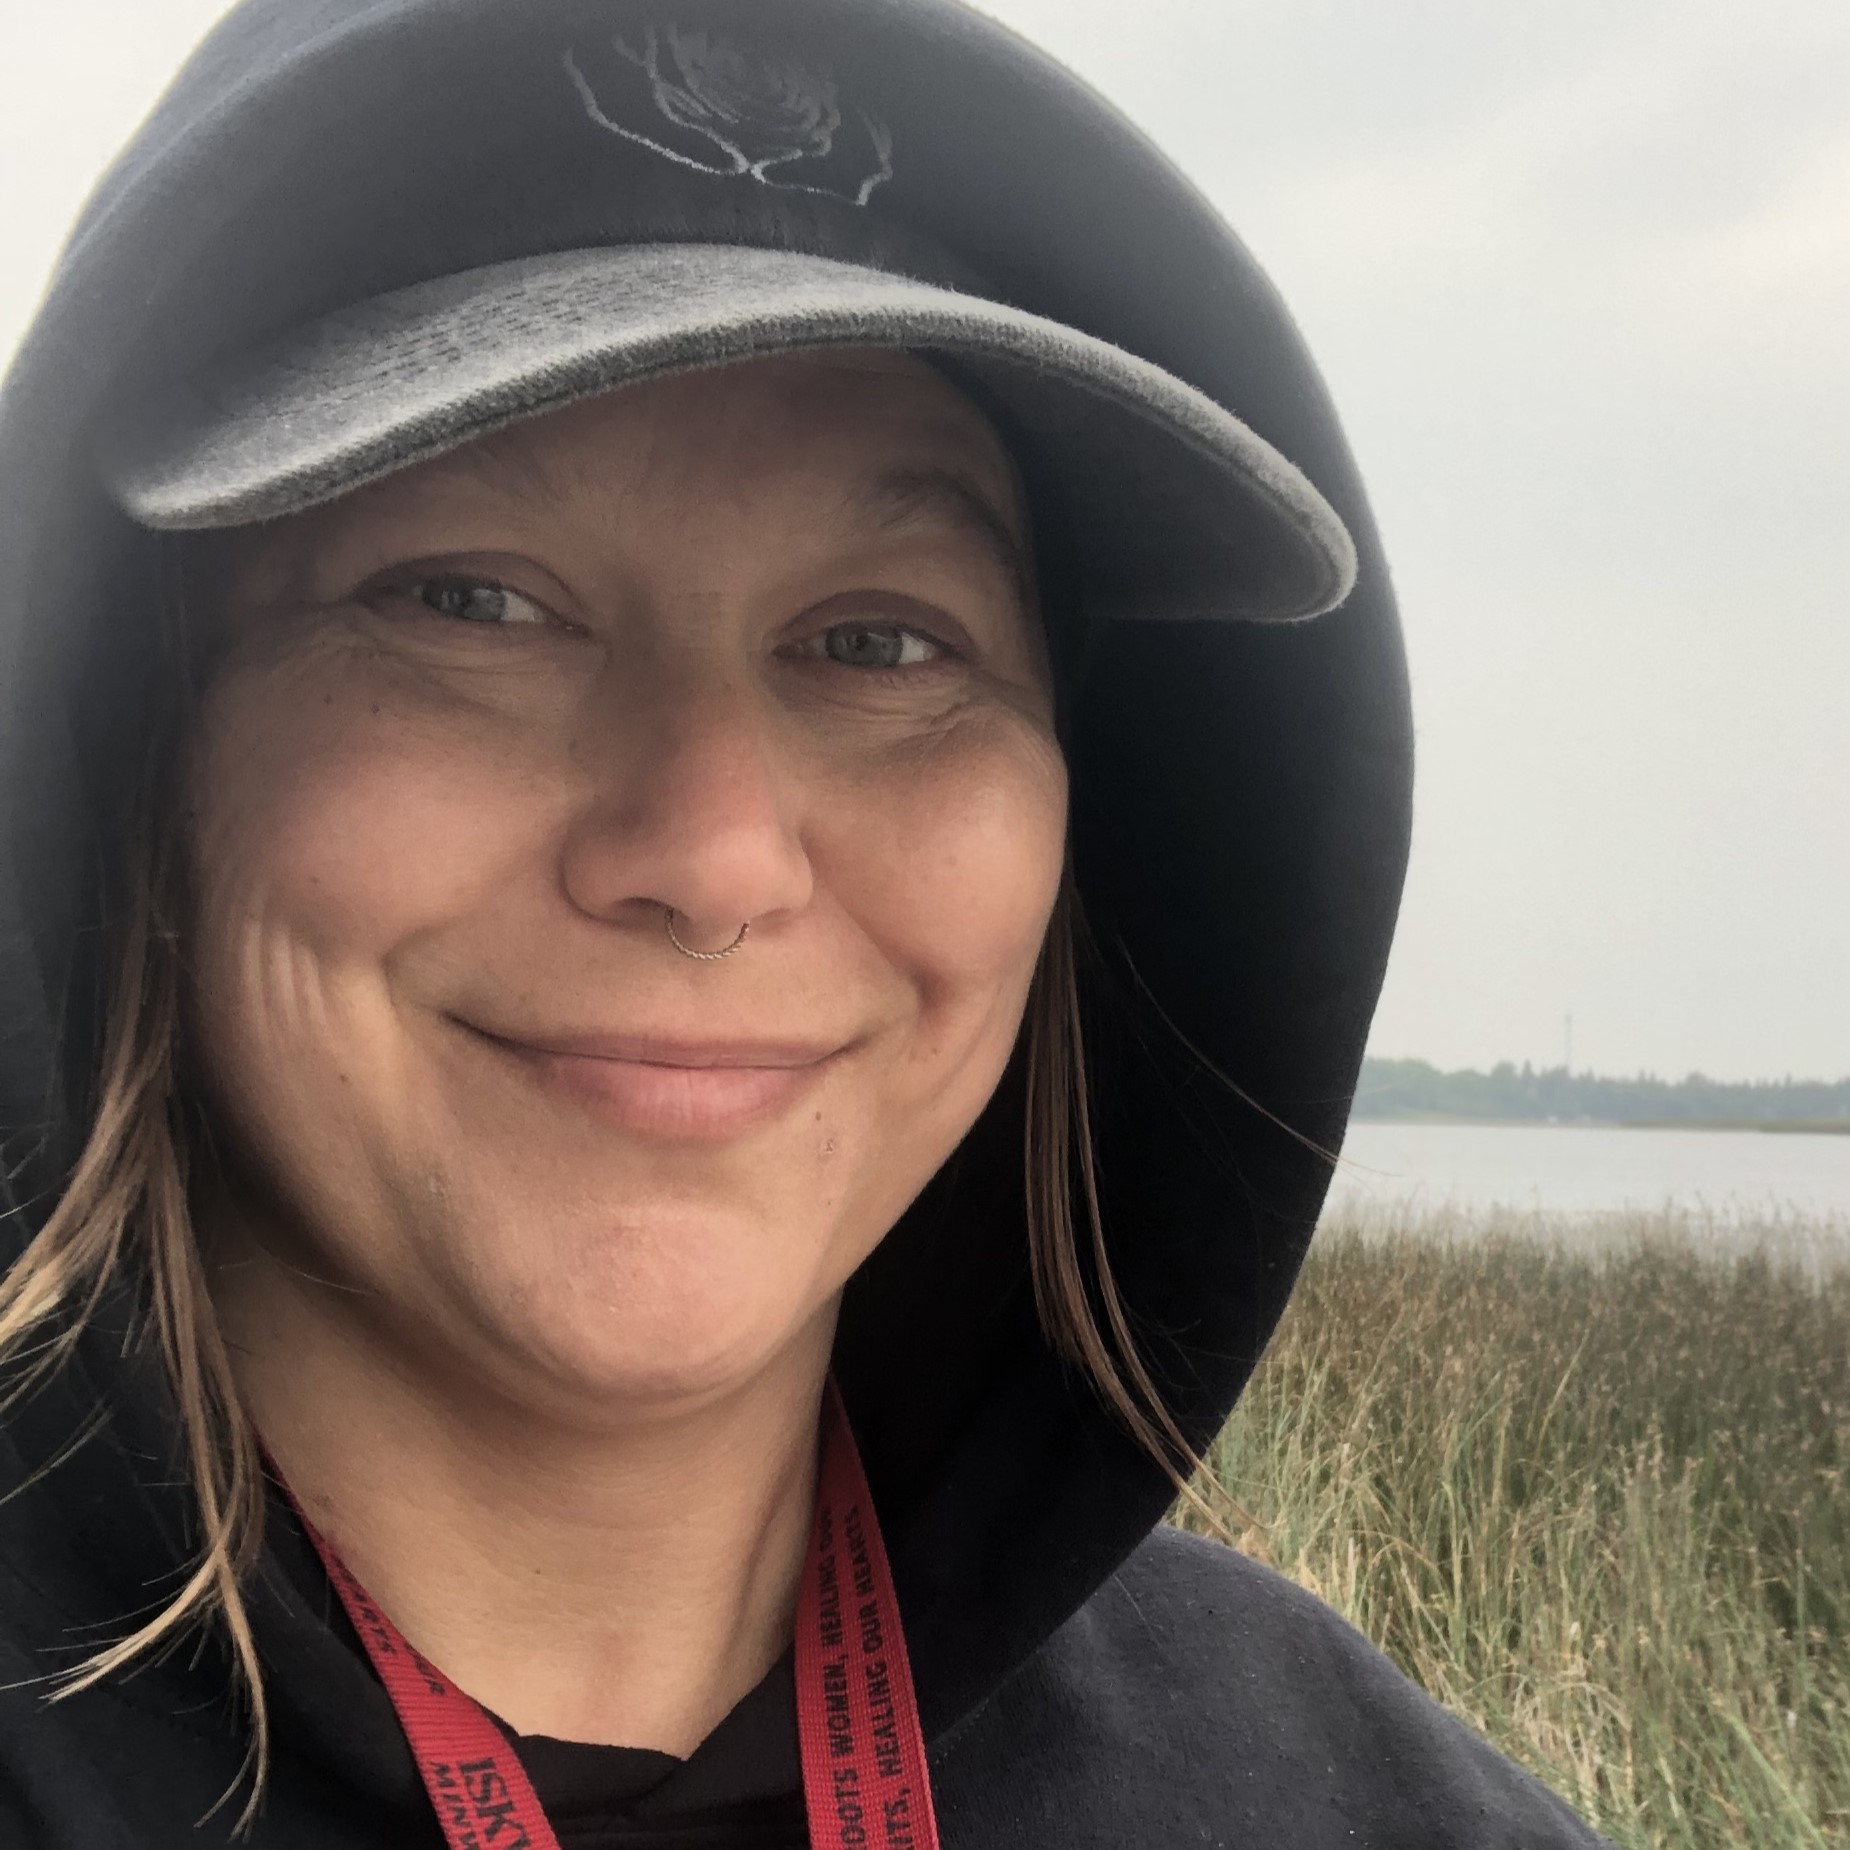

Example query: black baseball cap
[98,9,1356,626]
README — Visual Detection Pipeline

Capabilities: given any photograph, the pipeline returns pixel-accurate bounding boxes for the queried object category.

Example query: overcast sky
[3,1,1846,1082]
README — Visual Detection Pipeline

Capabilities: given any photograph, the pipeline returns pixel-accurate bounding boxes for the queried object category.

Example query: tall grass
[1176,1208,1850,1849]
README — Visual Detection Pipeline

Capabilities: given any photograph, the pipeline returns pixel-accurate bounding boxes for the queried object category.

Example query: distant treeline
[1354,1058,1850,1127]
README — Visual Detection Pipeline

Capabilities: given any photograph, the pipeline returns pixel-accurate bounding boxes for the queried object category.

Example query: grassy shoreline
[1176,1210,1850,1848]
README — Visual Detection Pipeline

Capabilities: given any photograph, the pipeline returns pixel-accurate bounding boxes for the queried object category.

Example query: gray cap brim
[102,243,1356,622]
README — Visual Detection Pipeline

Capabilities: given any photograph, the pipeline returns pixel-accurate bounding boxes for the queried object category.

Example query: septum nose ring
[663,907,750,961]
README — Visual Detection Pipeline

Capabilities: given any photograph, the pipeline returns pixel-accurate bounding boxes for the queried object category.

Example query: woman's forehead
[231,349,1027,570]
[213,348,1034,604]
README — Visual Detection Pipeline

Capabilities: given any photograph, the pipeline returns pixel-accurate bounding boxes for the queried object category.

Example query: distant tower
[1564,1012,1574,1074]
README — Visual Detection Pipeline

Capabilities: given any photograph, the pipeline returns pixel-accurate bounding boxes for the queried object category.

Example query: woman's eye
[809,622,946,670]
[402,575,548,626]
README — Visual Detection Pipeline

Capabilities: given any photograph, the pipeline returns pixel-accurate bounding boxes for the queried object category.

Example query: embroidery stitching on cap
[564,23,894,206]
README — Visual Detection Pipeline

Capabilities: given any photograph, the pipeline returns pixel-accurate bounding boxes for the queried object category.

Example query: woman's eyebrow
[853,466,1031,596]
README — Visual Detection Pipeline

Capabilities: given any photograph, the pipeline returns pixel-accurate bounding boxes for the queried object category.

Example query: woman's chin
[430,1242,836,1422]
[507,1327,824,1425]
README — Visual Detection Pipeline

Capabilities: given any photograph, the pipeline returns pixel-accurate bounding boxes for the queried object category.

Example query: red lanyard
[290,1380,939,1850]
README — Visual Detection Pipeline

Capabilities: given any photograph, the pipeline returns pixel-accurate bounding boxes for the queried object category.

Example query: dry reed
[1175,1206,1850,1850]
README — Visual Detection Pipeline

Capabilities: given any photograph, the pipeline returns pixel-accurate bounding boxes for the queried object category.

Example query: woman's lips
[466,1025,843,1140]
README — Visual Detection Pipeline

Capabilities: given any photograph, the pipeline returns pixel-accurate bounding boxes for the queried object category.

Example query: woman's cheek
[830,714,1067,1000]
[190,663,563,965]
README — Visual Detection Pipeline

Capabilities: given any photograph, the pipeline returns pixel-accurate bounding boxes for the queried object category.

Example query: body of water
[1329,1119,1850,1230]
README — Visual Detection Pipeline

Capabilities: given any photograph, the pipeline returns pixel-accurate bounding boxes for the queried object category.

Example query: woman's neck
[221,1256,828,1756]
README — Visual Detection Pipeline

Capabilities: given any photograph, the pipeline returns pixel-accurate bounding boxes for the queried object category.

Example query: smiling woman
[198,350,1061,1437]
[184,351,1065,1758]
[0,2,1604,1848]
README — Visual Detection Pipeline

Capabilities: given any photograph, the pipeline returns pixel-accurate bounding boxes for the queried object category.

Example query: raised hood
[0,0,1412,1798]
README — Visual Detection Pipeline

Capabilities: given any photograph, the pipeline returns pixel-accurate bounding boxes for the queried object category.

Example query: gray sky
[4,1,1846,1082]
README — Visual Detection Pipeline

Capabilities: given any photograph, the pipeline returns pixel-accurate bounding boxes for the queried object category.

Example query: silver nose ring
[664,908,749,961]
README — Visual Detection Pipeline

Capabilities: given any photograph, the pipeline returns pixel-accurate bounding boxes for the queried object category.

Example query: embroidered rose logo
[565,23,894,206]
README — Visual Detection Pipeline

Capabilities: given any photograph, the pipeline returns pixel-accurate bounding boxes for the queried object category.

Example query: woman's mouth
[462,1024,846,1140]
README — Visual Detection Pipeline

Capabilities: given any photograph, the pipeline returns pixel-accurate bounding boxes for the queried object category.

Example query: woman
[0,2,1607,1845]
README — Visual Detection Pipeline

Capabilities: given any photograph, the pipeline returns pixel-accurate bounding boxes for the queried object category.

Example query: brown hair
[0,798,1199,1829]
[0,805,270,1820]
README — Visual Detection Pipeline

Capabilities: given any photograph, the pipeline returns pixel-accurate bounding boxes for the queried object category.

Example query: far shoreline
[1349,1113,1850,1136]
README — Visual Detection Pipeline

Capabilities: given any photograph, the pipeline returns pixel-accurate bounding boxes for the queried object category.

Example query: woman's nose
[557,662,815,943]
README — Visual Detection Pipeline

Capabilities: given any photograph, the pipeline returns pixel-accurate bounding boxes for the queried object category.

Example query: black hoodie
[0,2,1607,1844]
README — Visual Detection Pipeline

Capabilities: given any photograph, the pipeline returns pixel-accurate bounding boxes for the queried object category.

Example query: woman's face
[189,351,1065,1417]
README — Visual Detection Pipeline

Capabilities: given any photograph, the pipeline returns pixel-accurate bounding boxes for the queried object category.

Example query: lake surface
[1328,1120,1850,1233]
